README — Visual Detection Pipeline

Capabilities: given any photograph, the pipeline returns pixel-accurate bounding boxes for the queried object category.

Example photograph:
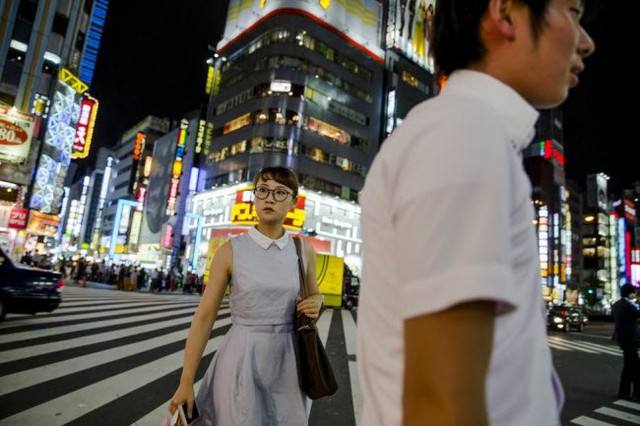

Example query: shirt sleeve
[391,113,520,320]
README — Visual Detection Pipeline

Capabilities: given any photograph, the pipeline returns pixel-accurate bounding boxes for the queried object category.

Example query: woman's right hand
[168,382,195,417]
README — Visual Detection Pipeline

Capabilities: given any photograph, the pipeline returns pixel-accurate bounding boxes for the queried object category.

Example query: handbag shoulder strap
[293,237,308,299]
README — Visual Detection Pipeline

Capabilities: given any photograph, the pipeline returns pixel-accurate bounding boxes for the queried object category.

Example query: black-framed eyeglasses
[253,186,294,202]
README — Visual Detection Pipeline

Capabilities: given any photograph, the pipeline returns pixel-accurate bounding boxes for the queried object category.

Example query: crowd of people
[18,251,204,294]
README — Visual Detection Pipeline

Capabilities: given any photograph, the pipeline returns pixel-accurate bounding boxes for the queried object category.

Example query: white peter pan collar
[248,226,289,250]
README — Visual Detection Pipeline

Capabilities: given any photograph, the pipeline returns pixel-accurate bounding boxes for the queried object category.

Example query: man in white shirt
[357,0,595,425]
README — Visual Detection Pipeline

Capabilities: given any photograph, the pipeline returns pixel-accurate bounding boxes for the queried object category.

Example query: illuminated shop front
[184,183,362,276]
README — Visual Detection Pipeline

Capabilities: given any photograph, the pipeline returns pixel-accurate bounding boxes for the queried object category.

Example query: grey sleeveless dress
[194,231,307,426]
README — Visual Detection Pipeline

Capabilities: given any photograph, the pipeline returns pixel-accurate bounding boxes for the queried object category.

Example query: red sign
[0,119,29,146]
[166,178,180,216]
[72,95,97,159]
[8,208,28,229]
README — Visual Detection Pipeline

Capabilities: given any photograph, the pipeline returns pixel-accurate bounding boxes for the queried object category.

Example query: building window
[223,113,251,135]
[51,13,69,36]
[304,116,367,151]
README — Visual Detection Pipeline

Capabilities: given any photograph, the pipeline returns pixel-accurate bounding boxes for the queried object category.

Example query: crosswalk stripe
[547,342,572,351]
[546,337,599,354]
[571,415,617,425]
[568,340,622,355]
[614,400,640,411]
[0,301,199,332]
[0,335,226,425]
[0,317,232,397]
[0,307,228,363]
[0,305,198,343]
[595,407,640,423]
[48,300,197,315]
[546,336,621,356]
[547,336,621,356]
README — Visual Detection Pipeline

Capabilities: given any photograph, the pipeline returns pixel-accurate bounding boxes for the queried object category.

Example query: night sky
[85,1,635,196]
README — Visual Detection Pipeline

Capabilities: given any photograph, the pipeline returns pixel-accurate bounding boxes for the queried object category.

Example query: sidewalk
[62,279,201,296]
[63,278,116,291]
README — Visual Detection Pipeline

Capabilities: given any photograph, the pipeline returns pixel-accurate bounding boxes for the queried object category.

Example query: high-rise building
[185,1,438,274]
[0,0,108,255]
[524,110,573,305]
[100,115,170,257]
[204,0,386,201]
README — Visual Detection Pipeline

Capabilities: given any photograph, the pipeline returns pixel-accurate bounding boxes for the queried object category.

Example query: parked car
[0,247,63,321]
[547,305,588,332]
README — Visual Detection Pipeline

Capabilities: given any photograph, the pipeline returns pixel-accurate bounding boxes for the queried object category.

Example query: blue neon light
[79,0,109,85]
[109,199,141,259]
[185,213,203,270]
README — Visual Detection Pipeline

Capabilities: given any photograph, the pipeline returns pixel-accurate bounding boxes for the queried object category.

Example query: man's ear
[486,0,516,41]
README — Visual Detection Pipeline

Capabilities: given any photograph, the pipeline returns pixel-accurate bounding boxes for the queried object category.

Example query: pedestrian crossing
[0,286,625,426]
[572,399,640,425]
[0,286,359,426]
[547,335,622,357]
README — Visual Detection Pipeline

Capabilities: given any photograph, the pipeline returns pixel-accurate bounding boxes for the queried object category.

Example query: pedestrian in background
[612,284,640,401]
[357,0,595,425]
[168,166,322,425]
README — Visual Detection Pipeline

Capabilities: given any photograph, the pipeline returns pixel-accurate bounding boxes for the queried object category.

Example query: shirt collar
[443,70,539,152]
[248,226,289,250]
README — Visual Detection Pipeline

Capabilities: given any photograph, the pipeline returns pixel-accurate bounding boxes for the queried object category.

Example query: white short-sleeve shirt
[357,70,563,426]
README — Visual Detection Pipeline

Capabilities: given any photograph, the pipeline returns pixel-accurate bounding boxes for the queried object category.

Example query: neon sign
[72,94,98,159]
[166,119,189,216]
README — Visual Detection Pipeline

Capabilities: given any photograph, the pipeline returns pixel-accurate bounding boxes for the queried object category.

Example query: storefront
[184,183,362,276]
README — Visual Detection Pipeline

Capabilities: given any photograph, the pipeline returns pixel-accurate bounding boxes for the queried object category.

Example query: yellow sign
[230,187,306,230]
[203,237,228,283]
[316,253,344,307]
[59,68,88,94]
[231,202,306,230]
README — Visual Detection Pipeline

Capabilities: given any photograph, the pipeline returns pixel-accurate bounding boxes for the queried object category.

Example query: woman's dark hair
[253,167,299,197]
[432,0,552,79]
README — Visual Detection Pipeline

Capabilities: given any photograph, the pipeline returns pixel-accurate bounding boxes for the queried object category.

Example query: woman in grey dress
[168,167,323,425]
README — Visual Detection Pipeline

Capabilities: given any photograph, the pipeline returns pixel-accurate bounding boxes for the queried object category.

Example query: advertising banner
[31,68,86,214]
[25,210,61,237]
[0,106,37,165]
[0,206,29,229]
[71,94,99,159]
[220,0,383,59]
[386,0,436,71]
[315,253,345,307]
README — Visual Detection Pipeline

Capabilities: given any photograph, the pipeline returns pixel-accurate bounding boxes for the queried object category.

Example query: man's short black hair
[621,284,637,298]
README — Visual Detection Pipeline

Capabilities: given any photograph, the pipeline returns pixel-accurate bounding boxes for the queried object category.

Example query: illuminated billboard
[71,94,99,159]
[0,106,37,165]
[166,119,189,216]
[386,0,436,72]
[31,68,86,214]
[220,0,383,60]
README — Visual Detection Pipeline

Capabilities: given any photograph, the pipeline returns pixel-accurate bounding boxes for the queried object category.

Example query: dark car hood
[12,264,62,277]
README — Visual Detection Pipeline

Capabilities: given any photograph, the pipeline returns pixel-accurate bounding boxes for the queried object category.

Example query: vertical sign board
[166,119,189,216]
[386,0,436,71]
[71,94,99,159]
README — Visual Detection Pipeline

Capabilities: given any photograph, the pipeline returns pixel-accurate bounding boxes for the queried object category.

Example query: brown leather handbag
[292,237,338,400]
